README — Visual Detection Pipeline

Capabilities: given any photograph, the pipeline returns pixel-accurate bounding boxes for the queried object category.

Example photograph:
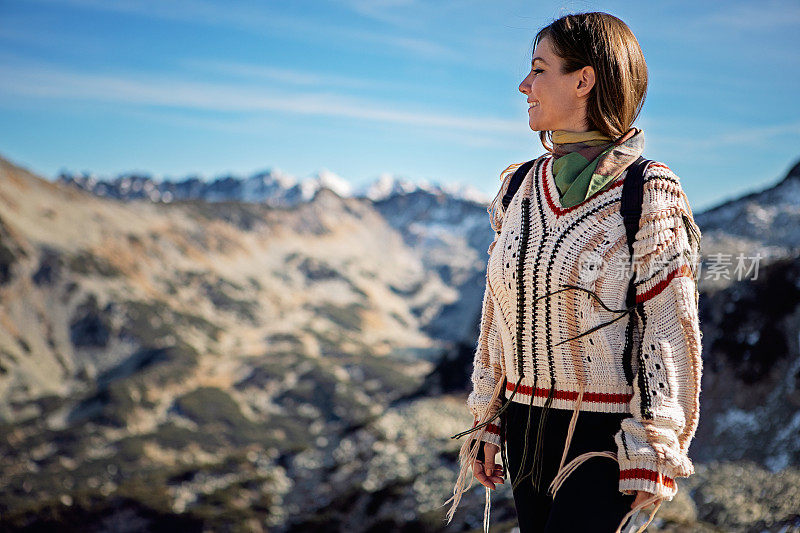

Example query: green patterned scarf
[551,127,645,208]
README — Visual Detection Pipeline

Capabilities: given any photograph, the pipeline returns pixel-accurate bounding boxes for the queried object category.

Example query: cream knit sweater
[445,154,703,529]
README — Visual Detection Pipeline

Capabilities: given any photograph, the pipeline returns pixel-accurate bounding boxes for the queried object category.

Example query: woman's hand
[472,442,504,490]
[630,489,659,509]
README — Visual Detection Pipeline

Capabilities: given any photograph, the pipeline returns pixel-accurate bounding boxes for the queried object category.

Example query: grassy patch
[65,249,122,277]
[120,299,224,344]
[309,301,368,332]
[171,387,309,452]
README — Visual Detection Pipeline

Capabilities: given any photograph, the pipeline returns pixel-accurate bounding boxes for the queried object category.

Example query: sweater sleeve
[467,272,505,454]
[614,164,703,500]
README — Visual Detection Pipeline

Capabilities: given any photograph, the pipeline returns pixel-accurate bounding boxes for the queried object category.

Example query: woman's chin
[528,114,546,131]
[528,109,544,131]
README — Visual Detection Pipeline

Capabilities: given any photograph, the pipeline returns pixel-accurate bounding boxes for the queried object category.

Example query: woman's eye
[532,69,544,74]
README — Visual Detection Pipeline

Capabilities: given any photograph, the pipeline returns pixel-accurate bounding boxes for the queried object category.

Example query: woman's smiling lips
[528,100,539,109]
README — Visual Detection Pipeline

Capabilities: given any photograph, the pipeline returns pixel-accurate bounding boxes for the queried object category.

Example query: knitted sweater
[446,153,703,525]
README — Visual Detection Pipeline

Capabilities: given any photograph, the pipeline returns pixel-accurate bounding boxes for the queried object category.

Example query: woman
[443,12,703,533]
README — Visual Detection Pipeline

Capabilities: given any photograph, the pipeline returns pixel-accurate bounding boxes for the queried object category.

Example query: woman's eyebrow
[532,57,548,66]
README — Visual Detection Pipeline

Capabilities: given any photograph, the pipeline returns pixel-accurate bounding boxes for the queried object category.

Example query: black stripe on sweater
[516,196,530,378]
[528,157,549,386]
[635,301,654,419]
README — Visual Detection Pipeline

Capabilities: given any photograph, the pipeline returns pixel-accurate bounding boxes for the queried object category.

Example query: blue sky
[0,0,798,211]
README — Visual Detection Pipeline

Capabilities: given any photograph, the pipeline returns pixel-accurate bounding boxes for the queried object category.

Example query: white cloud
[0,58,520,134]
[697,121,800,148]
[339,0,431,29]
[25,0,460,61]
[699,0,800,29]
[179,59,417,92]
[647,120,800,153]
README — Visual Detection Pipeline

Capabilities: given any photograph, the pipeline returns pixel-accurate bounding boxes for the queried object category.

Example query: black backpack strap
[621,155,649,282]
[501,159,537,211]
[620,155,652,385]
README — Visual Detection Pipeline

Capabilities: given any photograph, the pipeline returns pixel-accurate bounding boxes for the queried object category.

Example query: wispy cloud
[0,58,520,134]
[648,120,800,153]
[698,0,800,29]
[696,120,800,148]
[339,0,428,29]
[26,0,460,61]
[178,59,421,92]
[25,0,313,33]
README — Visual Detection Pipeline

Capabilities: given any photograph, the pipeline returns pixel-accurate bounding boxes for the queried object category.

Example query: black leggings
[500,398,638,533]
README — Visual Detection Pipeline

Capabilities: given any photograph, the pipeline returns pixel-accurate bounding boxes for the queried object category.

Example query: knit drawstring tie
[442,376,524,529]
[546,381,665,533]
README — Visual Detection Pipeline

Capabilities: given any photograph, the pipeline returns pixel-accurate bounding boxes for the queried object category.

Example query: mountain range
[56,167,491,206]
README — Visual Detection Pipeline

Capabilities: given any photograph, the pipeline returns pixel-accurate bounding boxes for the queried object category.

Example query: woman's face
[518,36,595,133]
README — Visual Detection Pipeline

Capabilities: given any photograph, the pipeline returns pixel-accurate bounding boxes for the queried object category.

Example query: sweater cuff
[618,457,678,501]
[472,418,503,447]
[471,418,502,462]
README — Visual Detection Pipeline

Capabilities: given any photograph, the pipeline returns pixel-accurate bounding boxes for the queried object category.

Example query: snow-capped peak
[357,173,433,201]
[355,173,488,204]
[291,169,352,201]
[441,182,490,204]
[313,168,352,197]
[249,168,297,189]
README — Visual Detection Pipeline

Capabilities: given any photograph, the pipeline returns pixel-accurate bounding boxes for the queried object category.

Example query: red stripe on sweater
[619,468,676,489]
[542,155,627,217]
[542,159,672,217]
[505,381,633,404]
[636,264,693,303]
[472,419,501,435]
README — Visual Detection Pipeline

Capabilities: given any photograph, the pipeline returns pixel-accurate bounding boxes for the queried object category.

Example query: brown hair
[533,12,648,152]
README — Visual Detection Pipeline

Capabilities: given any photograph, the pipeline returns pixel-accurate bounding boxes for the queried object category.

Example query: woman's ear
[576,65,595,97]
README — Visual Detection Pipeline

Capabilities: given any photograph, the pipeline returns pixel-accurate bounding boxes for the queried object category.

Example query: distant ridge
[54,166,491,206]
